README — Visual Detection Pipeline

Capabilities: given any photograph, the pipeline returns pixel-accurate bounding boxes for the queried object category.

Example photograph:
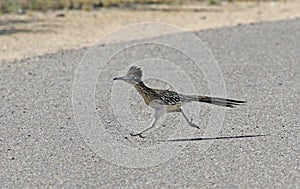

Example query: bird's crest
[126,66,142,81]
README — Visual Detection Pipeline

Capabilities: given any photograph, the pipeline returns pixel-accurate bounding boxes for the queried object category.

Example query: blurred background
[1,0,287,12]
[0,0,299,61]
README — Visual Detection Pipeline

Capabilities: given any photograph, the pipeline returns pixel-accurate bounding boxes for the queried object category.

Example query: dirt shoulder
[1,0,299,62]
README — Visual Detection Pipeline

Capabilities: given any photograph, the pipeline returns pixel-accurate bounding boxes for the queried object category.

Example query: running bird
[113,66,245,138]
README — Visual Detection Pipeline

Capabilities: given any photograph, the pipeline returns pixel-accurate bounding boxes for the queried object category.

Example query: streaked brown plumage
[113,66,245,138]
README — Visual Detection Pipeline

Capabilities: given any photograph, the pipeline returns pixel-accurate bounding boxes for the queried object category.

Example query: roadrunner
[113,66,245,138]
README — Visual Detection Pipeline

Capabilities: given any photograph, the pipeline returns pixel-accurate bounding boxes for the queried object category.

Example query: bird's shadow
[160,134,267,142]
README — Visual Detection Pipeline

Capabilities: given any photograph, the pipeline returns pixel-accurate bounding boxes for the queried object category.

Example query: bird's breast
[134,84,154,106]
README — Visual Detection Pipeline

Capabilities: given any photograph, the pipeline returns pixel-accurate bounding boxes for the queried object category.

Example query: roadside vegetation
[0,0,282,13]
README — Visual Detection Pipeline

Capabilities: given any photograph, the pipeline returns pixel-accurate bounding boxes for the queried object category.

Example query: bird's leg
[130,107,166,138]
[181,109,201,129]
[130,117,157,138]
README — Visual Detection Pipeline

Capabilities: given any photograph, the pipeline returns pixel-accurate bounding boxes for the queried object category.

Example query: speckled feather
[134,81,245,108]
[125,66,245,109]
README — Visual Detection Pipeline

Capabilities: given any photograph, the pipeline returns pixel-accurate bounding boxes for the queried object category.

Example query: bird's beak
[113,76,126,81]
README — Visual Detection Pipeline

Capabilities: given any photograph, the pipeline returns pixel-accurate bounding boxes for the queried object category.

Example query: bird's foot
[130,132,146,138]
[188,118,201,129]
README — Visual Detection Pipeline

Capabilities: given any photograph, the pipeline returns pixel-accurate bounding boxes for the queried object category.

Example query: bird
[113,66,245,138]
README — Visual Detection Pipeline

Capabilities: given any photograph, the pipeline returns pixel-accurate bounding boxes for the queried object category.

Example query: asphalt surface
[1,18,299,188]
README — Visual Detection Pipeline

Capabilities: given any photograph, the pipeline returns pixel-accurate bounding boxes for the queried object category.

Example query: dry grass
[0,0,280,13]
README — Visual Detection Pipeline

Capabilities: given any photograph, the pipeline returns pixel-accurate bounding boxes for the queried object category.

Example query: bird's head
[113,66,142,85]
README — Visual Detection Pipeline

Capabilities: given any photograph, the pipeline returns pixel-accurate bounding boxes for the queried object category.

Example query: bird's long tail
[185,95,246,108]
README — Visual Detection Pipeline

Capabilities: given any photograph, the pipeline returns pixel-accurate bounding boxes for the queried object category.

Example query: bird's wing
[153,89,182,105]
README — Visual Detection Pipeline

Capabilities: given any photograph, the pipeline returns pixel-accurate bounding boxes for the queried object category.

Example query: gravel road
[0,18,299,188]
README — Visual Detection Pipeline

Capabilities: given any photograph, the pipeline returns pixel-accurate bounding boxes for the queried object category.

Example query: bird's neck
[134,81,154,105]
[136,81,149,88]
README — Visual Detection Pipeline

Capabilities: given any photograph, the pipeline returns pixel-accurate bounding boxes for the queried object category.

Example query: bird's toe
[130,132,145,138]
[189,122,201,129]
